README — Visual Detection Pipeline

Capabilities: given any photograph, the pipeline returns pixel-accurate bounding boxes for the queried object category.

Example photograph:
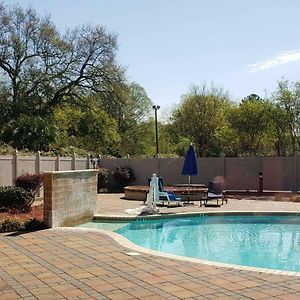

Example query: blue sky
[5,0,300,116]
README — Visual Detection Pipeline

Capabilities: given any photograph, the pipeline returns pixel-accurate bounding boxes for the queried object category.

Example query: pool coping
[68,210,300,277]
[93,210,300,221]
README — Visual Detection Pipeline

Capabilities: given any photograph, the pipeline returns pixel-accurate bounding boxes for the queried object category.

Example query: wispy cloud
[247,49,300,73]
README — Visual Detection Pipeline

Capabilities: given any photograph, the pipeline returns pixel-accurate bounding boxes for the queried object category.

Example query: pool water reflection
[114,215,300,272]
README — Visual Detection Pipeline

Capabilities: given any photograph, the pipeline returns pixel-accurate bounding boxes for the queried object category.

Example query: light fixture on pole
[152,105,160,175]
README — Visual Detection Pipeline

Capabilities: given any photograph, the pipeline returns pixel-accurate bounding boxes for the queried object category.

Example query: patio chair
[148,177,182,206]
[201,180,227,207]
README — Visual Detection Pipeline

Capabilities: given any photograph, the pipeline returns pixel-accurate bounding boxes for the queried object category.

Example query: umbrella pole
[188,175,191,201]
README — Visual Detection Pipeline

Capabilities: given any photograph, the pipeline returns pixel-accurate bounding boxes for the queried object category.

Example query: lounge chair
[148,177,182,206]
[201,180,227,207]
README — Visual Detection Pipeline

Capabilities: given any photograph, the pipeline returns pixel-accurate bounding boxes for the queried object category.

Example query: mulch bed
[0,204,43,222]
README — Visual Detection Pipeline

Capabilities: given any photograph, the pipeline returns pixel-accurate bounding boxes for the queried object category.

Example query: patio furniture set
[157,179,228,208]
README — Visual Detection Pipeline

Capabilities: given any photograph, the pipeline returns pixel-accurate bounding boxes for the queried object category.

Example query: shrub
[15,173,43,202]
[0,218,23,232]
[113,165,135,190]
[0,218,47,233]
[97,168,110,192]
[23,218,47,231]
[0,186,31,210]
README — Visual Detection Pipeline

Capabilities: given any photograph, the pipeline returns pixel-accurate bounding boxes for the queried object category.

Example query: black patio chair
[201,180,227,207]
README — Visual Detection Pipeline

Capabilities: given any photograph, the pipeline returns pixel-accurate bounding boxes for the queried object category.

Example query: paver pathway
[2,194,300,299]
[1,228,300,299]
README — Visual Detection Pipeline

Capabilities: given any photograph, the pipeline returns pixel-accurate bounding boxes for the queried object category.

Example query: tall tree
[228,94,274,155]
[268,104,290,156]
[171,84,230,157]
[52,100,120,155]
[273,79,300,154]
[0,3,123,120]
[1,115,57,151]
[101,82,153,156]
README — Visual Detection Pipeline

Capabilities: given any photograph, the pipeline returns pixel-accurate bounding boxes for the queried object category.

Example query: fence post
[12,149,18,184]
[258,155,262,173]
[55,154,60,171]
[35,151,41,174]
[258,172,263,194]
[294,154,298,192]
[71,152,76,170]
[257,156,263,194]
[86,155,90,169]
[223,155,226,180]
[97,154,101,168]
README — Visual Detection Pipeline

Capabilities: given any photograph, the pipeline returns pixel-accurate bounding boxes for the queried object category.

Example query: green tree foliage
[213,103,240,157]
[0,3,148,154]
[52,101,120,155]
[0,3,297,158]
[0,1,124,153]
[228,94,274,156]
[0,3,123,119]
[269,103,290,156]
[1,115,57,151]
[125,118,157,157]
[84,81,153,157]
[157,122,190,157]
[103,82,153,156]
[272,79,300,154]
[171,84,230,157]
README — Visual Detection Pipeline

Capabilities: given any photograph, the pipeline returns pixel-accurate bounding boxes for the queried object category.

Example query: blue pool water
[114,215,300,272]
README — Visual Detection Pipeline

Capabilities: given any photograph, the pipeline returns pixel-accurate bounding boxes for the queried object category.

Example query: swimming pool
[77,214,300,272]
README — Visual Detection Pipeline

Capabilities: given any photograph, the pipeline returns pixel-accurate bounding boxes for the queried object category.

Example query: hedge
[0,186,31,211]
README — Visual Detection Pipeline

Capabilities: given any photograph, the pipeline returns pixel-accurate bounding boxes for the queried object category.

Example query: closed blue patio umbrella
[181,143,198,184]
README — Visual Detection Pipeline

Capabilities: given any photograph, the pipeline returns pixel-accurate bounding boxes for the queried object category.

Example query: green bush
[113,165,135,191]
[97,168,110,192]
[0,186,31,211]
[23,218,47,231]
[0,218,47,233]
[0,219,23,232]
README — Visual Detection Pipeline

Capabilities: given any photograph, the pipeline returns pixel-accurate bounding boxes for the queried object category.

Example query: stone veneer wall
[43,170,98,228]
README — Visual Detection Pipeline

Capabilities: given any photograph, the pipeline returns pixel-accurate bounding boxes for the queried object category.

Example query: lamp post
[152,105,160,174]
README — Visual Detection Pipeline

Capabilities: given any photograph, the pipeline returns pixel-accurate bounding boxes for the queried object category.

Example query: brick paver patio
[1,195,300,299]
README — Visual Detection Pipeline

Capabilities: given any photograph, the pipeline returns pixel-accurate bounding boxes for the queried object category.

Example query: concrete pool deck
[95,193,300,217]
[1,194,300,299]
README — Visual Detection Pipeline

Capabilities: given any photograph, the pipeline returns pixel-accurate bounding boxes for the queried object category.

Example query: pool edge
[64,210,300,277]
[93,210,300,221]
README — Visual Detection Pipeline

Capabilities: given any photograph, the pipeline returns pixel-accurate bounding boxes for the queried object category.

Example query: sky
[5,0,300,117]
